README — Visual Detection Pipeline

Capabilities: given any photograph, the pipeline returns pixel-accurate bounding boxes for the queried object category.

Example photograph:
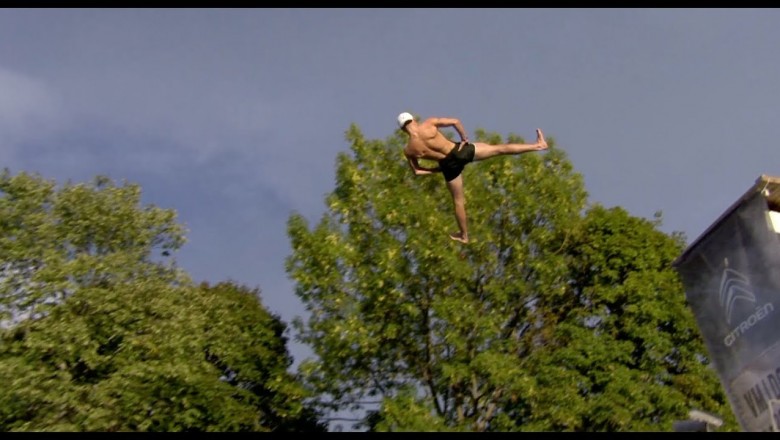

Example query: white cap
[397,112,414,128]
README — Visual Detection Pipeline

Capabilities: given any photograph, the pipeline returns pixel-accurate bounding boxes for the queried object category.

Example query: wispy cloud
[0,67,65,164]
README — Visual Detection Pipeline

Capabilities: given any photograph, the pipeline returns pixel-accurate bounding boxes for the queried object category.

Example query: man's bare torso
[403,119,457,161]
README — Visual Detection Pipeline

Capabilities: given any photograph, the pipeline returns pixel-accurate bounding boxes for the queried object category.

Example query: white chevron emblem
[718,268,756,325]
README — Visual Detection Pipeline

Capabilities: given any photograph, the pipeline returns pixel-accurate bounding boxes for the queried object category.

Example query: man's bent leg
[472,128,547,161]
[445,175,469,244]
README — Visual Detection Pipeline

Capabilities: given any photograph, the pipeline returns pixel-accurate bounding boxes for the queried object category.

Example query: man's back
[403,118,459,161]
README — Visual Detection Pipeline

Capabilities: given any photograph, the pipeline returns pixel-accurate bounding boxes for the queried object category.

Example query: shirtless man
[398,112,547,244]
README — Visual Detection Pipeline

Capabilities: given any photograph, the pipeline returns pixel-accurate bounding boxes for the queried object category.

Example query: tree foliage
[0,171,323,432]
[286,124,737,431]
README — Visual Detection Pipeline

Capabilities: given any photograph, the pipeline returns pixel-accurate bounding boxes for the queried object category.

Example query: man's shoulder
[418,119,441,132]
[422,116,459,128]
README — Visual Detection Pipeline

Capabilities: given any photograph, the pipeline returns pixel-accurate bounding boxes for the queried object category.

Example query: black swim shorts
[438,141,476,182]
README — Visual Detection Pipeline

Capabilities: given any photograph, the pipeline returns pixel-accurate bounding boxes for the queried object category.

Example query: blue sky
[2,8,780,374]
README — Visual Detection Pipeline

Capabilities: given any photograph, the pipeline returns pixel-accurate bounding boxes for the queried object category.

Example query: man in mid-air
[398,111,547,244]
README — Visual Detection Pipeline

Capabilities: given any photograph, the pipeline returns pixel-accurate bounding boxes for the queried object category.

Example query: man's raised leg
[473,128,547,161]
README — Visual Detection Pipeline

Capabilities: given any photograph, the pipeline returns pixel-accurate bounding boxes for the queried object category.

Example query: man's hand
[413,164,441,175]
[407,156,440,176]
[453,119,468,143]
[415,167,440,176]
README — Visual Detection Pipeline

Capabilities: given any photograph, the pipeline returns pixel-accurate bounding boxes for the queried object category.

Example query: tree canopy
[287,124,737,431]
[0,171,323,432]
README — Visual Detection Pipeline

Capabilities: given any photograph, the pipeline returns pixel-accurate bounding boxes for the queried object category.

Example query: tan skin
[401,116,548,244]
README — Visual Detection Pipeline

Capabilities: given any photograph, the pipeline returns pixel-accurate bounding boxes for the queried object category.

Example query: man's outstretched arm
[406,156,440,176]
[428,117,469,143]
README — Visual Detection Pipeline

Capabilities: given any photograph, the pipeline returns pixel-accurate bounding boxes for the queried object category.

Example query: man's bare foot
[449,232,469,244]
[536,128,548,150]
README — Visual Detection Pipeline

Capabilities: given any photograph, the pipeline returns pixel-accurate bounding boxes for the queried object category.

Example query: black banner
[675,191,780,431]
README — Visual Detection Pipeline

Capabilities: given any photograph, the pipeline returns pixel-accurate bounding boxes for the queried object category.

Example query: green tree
[286,125,736,431]
[0,171,324,431]
[0,171,185,324]
[490,206,738,431]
